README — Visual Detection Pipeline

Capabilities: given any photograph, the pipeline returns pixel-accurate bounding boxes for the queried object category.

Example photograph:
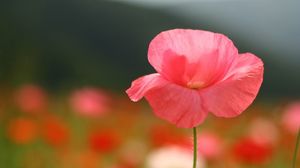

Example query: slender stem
[193,127,197,168]
[293,128,300,168]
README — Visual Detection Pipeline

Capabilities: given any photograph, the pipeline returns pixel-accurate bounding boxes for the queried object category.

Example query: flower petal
[148,29,238,87]
[126,73,166,102]
[201,53,264,117]
[126,73,208,128]
[145,82,208,128]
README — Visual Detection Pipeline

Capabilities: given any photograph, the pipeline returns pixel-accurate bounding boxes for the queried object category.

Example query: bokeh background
[0,0,299,168]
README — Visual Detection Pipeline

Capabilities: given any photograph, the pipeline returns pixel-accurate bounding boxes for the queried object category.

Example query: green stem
[292,128,300,168]
[193,127,197,168]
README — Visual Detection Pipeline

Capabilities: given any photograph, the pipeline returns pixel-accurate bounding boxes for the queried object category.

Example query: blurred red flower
[232,137,273,164]
[7,118,37,144]
[70,88,111,118]
[88,129,120,153]
[41,117,70,147]
[15,85,48,114]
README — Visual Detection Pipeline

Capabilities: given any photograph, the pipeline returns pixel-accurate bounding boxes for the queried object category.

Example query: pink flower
[70,88,110,117]
[282,102,300,134]
[197,131,223,160]
[126,29,264,128]
[247,118,279,145]
[15,85,48,114]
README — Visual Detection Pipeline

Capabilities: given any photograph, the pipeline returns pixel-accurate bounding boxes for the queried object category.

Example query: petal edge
[126,73,166,102]
[201,53,264,117]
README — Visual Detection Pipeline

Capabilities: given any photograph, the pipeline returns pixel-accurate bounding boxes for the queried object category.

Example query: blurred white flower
[145,146,205,168]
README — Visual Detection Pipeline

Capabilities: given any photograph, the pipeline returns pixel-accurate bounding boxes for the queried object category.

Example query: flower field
[0,85,298,168]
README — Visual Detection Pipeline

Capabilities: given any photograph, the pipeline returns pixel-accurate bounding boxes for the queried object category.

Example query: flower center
[187,81,205,89]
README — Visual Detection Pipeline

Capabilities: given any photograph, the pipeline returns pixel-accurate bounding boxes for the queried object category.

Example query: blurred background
[0,0,299,168]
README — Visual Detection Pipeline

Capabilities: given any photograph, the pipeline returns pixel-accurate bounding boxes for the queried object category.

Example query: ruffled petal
[148,29,238,87]
[145,82,208,128]
[200,53,264,117]
[126,73,166,102]
[126,73,208,128]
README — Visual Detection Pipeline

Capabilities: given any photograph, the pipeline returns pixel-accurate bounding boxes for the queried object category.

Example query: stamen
[187,81,205,89]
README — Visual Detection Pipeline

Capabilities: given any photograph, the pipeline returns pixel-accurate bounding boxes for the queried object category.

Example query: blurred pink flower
[282,102,300,134]
[248,118,279,145]
[15,85,48,114]
[126,29,264,128]
[70,88,110,117]
[197,131,223,160]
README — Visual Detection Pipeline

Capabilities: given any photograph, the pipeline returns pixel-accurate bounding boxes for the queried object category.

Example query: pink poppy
[247,118,279,145]
[15,85,48,114]
[126,29,264,128]
[197,131,223,160]
[282,102,300,134]
[70,88,110,118]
